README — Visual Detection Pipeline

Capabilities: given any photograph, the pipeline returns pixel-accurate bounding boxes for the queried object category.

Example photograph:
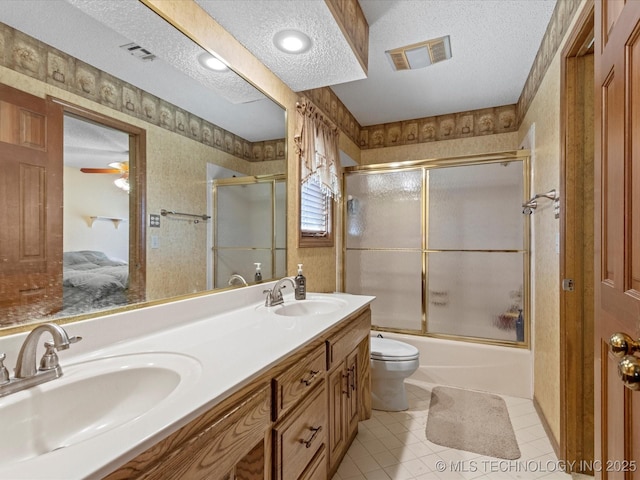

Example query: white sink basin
[0,352,201,465]
[268,296,348,317]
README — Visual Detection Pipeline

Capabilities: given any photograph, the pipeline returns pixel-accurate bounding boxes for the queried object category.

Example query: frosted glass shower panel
[428,162,523,250]
[346,170,422,249]
[346,250,422,331]
[427,252,524,342]
[216,182,272,248]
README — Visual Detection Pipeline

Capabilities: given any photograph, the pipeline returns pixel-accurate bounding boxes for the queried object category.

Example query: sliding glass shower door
[344,155,528,345]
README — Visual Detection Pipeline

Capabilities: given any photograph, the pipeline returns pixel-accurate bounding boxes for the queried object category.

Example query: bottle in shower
[254,263,262,283]
[294,264,306,300]
[516,309,524,342]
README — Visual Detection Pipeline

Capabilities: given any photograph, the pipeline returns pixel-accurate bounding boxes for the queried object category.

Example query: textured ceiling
[196,0,367,92]
[0,0,285,143]
[336,0,558,125]
[0,0,557,147]
[199,0,557,126]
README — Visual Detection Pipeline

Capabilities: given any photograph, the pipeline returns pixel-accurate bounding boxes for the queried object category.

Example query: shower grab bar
[160,209,210,223]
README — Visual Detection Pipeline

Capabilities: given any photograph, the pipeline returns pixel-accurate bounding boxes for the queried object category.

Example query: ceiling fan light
[114,176,130,193]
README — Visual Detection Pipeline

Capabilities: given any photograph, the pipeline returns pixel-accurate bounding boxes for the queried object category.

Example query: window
[300,179,333,246]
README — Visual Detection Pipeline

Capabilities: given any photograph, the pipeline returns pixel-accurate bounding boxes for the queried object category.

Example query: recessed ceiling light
[198,52,229,72]
[273,30,312,54]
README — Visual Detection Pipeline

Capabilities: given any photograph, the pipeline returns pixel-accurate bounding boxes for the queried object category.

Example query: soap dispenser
[254,263,262,283]
[294,264,306,300]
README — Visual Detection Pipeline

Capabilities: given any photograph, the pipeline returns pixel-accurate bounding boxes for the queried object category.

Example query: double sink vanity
[0,281,374,479]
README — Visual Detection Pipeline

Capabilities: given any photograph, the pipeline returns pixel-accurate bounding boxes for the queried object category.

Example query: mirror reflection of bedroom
[62,113,131,316]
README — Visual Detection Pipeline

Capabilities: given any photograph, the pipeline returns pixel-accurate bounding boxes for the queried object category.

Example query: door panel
[0,84,63,322]
[595,1,640,478]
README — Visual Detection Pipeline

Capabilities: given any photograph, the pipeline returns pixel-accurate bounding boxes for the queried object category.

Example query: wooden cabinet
[104,385,271,480]
[105,306,371,480]
[272,343,326,421]
[326,310,371,475]
[272,383,327,480]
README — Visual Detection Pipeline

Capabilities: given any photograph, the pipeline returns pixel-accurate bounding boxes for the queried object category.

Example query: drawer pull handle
[301,426,322,448]
[342,371,351,397]
[350,365,356,391]
[301,370,319,386]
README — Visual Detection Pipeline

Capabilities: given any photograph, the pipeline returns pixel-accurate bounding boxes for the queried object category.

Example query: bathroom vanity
[0,283,373,480]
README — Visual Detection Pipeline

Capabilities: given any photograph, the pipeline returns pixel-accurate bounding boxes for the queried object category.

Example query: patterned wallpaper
[325,0,369,74]
[302,0,582,151]
[0,22,285,164]
[516,0,582,124]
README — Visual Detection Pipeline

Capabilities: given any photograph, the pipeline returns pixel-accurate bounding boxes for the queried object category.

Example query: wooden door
[0,84,63,324]
[594,1,640,478]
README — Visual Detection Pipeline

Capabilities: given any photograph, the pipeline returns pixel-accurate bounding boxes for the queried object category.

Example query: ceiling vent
[385,35,452,71]
[120,42,156,61]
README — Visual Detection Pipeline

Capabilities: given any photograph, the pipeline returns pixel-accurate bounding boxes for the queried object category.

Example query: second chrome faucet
[263,277,296,307]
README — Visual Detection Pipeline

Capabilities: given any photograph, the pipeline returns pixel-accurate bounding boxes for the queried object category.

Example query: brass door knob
[610,332,640,358]
[618,355,640,391]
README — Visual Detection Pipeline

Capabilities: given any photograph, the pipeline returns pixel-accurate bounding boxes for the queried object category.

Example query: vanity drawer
[326,309,371,370]
[272,343,326,420]
[273,383,327,480]
[137,386,270,480]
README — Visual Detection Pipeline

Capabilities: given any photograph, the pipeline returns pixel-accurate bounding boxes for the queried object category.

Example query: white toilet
[370,335,420,411]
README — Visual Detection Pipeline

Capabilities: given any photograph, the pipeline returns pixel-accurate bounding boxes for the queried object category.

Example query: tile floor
[332,380,576,480]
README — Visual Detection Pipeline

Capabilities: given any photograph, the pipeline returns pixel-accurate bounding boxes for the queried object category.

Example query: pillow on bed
[63,270,126,300]
[64,251,128,267]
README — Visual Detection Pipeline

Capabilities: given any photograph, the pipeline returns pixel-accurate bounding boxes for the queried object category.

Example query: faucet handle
[39,336,81,371]
[40,342,59,371]
[0,353,9,385]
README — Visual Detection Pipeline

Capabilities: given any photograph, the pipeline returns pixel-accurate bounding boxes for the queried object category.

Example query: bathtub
[374,331,532,399]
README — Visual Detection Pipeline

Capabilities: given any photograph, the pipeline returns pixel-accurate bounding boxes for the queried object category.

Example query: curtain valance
[294,100,341,199]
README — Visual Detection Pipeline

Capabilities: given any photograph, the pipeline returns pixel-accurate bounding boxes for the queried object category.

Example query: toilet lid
[370,337,419,361]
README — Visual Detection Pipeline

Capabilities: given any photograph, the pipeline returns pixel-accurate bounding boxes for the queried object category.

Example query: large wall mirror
[0,0,286,332]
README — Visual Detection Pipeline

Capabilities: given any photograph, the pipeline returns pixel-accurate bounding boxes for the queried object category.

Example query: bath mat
[425,386,521,460]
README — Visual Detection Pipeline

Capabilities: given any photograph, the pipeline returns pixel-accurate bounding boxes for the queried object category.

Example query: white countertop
[0,284,374,479]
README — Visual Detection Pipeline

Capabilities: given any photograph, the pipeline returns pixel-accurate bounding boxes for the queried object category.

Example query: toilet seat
[370,337,419,362]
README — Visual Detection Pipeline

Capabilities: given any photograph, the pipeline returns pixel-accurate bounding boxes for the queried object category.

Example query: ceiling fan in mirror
[80,161,130,193]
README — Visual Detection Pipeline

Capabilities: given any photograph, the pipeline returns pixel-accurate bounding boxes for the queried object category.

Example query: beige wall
[0,64,281,302]
[516,0,590,446]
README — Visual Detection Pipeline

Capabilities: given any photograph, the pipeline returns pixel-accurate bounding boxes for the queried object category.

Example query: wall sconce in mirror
[522,189,560,219]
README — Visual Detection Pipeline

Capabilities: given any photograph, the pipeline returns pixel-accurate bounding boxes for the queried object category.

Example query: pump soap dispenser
[254,263,262,283]
[295,264,306,300]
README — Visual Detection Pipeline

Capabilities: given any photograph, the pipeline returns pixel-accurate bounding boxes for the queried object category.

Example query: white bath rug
[425,386,521,460]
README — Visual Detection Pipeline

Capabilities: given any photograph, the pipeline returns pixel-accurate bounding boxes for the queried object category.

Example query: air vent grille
[385,36,452,71]
[388,52,410,71]
[120,42,156,61]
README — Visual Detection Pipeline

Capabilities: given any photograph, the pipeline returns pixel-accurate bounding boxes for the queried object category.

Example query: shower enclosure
[343,151,530,346]
[212,175,286,288]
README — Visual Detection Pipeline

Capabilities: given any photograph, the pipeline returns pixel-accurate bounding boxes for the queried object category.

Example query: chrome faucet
[228,274,248,287]
[264,277,296,307]
[0,323,81,398]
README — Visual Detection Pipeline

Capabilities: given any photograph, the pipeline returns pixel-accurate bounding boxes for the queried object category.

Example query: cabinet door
[345,349,359,440]
[328,365,347,472]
